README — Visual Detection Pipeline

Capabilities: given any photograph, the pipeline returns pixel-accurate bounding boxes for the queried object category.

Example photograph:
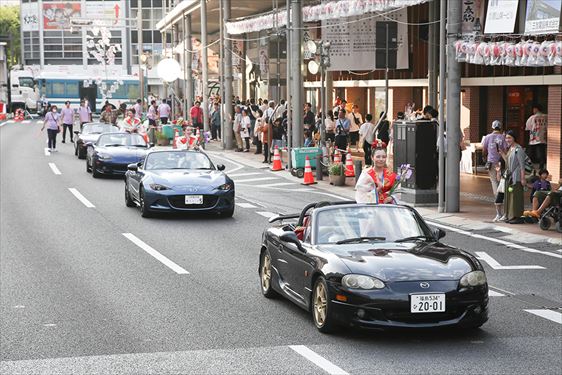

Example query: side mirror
[127,163,138,172]
[279,231,305,252]
[432,227,446,240]
[149,143,155,148]
[217,164,226,171]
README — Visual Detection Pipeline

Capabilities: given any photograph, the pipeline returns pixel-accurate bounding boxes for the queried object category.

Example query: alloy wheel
[313,281,327,327]
[261,253,272,292]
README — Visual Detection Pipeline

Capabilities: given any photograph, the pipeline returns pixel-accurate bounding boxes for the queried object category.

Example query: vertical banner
[43,2,82,30]
[524,0,562,34]
[21,3,40,32]
[483,0,519,34]
[231,39,242,73]
[324,8,409,71]
[461,0,486,34]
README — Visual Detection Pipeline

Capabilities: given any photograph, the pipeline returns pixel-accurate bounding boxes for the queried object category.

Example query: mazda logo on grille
[420,282,430,289]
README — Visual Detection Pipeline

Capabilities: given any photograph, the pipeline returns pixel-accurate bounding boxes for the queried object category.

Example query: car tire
[139,187,153,218]
[312,276,337,334]
[221,206,235,218]
[92,163,101,178]
[125,183,135,207]
[260,250,278,299]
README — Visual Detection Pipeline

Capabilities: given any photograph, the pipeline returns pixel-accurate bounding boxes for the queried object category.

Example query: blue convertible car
[124,150,235,218]
[86,132,150,178]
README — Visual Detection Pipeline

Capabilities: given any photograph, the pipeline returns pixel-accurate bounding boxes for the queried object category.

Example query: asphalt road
[1,120,561,374]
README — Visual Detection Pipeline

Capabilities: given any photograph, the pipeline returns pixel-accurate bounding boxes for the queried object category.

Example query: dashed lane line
[256,211,276,218]
[476,251,546,270]
[122,233,189,275]
[488,290,506,297]
[68,188,95,208]
[524,309,562,325]
[428,221,562,259]
[48,163,62,175]
[289,345,349,375]
[21,120,31,124]
[44,148,51,156]
[236,202,257,209]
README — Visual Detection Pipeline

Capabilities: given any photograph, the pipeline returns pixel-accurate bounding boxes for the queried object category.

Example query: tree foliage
[0,6,21,68]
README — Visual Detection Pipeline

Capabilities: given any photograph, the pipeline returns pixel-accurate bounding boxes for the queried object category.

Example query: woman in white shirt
[241,108,252,152]
[325,110,336,143]
[253,109,264,154]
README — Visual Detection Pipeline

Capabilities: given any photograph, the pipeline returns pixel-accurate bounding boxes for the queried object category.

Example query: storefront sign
[43,3,81,30]
[524,0,562,34]
[461,0,485,34]
[85,1,124,26]
[323,8,409,71]
[484,0,519,34]
[21,2,40,32]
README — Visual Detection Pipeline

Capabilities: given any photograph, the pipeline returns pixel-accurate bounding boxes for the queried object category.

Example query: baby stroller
[538,194,562,233]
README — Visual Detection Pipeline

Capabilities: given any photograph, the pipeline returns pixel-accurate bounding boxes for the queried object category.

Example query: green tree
[0,6,21,68]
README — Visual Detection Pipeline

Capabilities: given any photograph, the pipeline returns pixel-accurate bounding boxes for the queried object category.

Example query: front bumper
[94,159,139,175]
[143,189,235,214]
[328,280,488,329]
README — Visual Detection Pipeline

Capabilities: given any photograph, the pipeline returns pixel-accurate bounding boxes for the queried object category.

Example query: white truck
[8,67,39,113]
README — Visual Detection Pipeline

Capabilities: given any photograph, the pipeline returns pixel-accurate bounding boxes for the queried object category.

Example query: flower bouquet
[388,164,413,195]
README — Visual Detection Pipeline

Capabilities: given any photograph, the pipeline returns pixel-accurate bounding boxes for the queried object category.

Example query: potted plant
[328,163,346,186]
[155,130,170,146]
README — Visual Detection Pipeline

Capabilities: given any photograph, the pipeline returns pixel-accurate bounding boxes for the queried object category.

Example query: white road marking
[475,252,545,270]
[48,163,61,175]
[256,211,276,218]
[557,249,562,253]
[68,188,95,208]
[22,120,31,124]
[428,221,562,259]
[259,182,297,187]
[7,120,15,124]
[229,172,262,178]
[234,177,278,183]
[236,202,257,208]
[207,153,244,174]
[289,345,349,375]
[44,148,51,156]
[488,290,506,297]
[524,309,562,325]
[122,233,189,275]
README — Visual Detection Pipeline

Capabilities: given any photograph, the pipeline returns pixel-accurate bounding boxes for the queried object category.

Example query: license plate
[185,195,203,205]
[410,294,446,313]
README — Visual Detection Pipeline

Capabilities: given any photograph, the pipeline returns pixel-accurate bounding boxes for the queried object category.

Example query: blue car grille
[168,195,218,209]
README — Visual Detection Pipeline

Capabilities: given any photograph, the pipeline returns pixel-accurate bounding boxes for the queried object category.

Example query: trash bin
[290,147,323,178]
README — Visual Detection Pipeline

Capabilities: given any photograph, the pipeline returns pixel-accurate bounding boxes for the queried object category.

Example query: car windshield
[83,124,118,135]
[144,152,213,170]
[97,133,147,147]
[315,206,428,244]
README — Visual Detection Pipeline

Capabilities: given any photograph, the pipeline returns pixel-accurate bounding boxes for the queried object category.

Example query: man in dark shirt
[303,102,315,133]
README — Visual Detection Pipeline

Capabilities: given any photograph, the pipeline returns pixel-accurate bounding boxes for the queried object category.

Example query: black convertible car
[259,202,488,333]
[74,122,120,159]
[124,150,235,217]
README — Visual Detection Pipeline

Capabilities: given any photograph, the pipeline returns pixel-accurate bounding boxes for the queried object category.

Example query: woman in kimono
[355,141,398,204]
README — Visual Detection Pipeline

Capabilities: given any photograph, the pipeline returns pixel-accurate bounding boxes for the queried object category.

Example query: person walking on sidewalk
[60,101,75,143]
[41,105,61,152]
[502,130,526,223]
[482,120,508,221]
[359,114,376,166]
[233,106,243,152]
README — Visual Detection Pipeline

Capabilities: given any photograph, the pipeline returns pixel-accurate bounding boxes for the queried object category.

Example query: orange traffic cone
[333,149,341,164]
[301,156,317,185]
[172,129,179,149]
[345,150,355,177]
[271,146,283,171]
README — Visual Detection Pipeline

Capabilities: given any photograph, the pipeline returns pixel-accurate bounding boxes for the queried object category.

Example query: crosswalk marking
[258,182,297,187]
[236,202,257,208]
[22,120,31,124]
[229,172,262,178]
[524,309,562,324]
[48,163,61,175]
[475,252,545,270]
[256,211,276,218]
[289,345,349,375]
[235,177,278,183]
[488,290,505,297]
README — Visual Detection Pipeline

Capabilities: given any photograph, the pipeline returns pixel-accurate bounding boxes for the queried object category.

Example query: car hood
[79,134,102,143]
[320,242,474,281]
[96,146,148,158]
[148,170,228,190]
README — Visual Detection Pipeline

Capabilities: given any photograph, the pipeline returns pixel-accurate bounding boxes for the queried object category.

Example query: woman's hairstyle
[371,140,388,156]
[505,129,517,141]
[327,110,334,121]
[538,168,549,176]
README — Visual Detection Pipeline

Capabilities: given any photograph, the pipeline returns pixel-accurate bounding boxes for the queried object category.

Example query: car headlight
[342,274,385,290]
[149,183,170,191]
[97,153,112,160]
[459,271,487,287]
[216,183,232,190]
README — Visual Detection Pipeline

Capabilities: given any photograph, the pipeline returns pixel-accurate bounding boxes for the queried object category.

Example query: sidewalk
[201,141,561,246]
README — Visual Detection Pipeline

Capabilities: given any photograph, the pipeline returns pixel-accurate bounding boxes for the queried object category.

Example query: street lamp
[306,40,330,145]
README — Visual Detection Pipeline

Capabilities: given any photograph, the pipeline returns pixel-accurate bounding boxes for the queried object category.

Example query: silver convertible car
[124,150,235,218]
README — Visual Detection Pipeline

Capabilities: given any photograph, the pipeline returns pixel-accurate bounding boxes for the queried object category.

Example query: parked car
[74,122,120,159]
[259,202,489,333]
[86,132,149,178]
[124,150,235,218]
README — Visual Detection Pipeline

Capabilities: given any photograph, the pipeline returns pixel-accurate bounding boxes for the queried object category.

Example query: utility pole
[137,9,144,106]
[223,0,234,150]
[428,0,438,107]
[290,0,302,148]
[438,0,447,212]
[286,0,292,167]
[445,0,461,212]
[185,15,193,111]
[201,0,209,132]
[384,23,389,116]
